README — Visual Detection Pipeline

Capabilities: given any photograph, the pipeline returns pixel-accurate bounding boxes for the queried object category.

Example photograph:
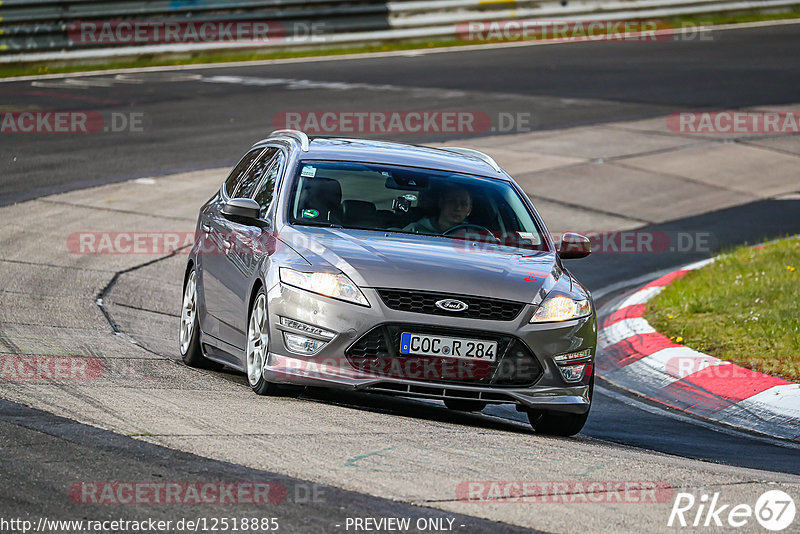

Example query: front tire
[527,409,589,437]
[179,268,221,370]
[246,288,278,396]
[527,373,593,436]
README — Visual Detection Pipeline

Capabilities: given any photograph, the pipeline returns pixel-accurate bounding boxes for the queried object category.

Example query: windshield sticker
[301,209,319,219]
[301,166,317,178]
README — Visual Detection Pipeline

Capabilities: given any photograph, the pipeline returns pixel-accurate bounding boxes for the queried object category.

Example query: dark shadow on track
[0,398,539,534]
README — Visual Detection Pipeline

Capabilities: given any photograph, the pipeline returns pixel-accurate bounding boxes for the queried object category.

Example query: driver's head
[438,185,472,229]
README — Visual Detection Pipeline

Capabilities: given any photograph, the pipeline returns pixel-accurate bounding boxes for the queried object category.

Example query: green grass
[1,9,799,79]
[645,236,800,382]
[0,41,461,79]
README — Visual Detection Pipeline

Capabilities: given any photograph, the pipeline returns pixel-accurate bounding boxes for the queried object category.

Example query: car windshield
[288,161,549,251]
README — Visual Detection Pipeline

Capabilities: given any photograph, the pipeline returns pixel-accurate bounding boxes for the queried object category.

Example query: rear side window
[253,152,285,218]
[232,147,278,199]
[224,148,263,197]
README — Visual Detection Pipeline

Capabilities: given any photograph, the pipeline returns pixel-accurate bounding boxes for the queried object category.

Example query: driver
[403,185,473,235]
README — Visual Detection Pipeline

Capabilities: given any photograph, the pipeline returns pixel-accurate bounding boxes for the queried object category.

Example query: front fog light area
[559,363,587,382]
[553,349,592,364]
[283,332,328,355]
[280,317,335,339]
[554,349,591,382]
[280,317,335,355]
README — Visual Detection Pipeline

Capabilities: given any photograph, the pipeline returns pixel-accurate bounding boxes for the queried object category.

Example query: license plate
[399,333,497,361]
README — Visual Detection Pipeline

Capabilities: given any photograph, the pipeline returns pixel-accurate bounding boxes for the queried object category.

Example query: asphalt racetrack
[1,21,799,534]
[3,22,800,205]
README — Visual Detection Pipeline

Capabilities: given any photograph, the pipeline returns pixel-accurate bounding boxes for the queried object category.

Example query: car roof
[258,136,510,179]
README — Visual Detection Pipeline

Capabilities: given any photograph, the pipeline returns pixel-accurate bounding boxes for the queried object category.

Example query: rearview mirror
[222,198,270,228]
[558,232,591,259]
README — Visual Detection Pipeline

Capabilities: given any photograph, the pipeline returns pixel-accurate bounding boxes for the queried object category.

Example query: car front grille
[376,289,525,321]
[345,323,543,387]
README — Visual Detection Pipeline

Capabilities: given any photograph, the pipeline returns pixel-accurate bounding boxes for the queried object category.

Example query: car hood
[279,226,562,304]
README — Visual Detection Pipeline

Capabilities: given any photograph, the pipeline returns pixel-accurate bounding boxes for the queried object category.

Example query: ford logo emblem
[435,299,469,312]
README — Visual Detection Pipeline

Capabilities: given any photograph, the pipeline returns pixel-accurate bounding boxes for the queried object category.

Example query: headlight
[279,267,370,307]
[530,295,591,323]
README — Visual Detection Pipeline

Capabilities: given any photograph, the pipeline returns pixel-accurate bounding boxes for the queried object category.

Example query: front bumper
[264,283,596,414]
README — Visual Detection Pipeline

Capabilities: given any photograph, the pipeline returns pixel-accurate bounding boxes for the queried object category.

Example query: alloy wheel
[179,270,197,355]
[246,293,269,386]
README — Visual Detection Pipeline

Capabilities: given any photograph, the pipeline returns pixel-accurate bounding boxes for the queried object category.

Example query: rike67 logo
[669,490,795,531]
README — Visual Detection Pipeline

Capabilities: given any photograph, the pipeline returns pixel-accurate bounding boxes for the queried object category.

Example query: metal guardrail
[0,1,392,53]
[1,1,391,24]
[0,0,796,60]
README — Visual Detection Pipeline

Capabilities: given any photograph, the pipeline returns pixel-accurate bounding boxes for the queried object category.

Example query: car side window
[232,147,278,199]
[224,148,263,197]
[253,152,285,218]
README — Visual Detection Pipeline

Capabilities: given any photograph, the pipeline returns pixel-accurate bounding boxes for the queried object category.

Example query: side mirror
[558,232,591,259]
[222,198,270,228]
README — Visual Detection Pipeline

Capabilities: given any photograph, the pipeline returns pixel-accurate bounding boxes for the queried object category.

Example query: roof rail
[269,129,310,152]
[440,147,502,173]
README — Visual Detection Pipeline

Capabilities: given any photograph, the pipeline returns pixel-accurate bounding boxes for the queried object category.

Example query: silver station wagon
[180,130,596,436]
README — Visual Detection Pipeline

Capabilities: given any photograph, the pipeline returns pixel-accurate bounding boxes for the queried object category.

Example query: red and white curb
[597,259,800,442]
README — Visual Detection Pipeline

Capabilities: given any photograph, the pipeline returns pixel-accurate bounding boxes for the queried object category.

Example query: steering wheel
[443,223,500,242]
